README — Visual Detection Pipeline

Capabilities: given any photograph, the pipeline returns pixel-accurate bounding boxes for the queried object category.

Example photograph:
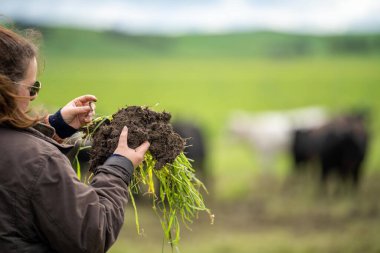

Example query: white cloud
[1,0,380,35]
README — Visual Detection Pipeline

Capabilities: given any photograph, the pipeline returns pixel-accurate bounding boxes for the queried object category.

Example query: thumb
[117,126,129,148]
[135,141,150,154]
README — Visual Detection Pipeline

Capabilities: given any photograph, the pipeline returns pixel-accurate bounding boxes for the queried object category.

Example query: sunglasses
[18,81,42,97]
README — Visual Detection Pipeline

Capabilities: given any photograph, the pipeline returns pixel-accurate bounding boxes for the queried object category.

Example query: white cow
[227,106,329,171]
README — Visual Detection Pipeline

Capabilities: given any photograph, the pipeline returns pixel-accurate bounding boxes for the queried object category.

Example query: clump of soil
[89,106,185,170]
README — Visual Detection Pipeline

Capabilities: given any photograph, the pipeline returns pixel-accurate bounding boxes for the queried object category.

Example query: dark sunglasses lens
[34,81,41,89]
[30,81,41,96]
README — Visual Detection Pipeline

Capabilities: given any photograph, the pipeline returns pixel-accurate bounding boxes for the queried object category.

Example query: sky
[1,0,380,35]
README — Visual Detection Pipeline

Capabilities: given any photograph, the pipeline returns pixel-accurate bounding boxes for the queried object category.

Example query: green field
[31,27,380,252]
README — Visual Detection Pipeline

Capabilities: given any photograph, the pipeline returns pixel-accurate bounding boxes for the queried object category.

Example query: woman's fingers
[75,94,97,104]
[117,126,129,149]
[69,105,92,115]
[136,141,150,154]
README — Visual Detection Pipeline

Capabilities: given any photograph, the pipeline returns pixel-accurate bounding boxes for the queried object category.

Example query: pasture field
[32,27,380,252]
[110,173,380,253]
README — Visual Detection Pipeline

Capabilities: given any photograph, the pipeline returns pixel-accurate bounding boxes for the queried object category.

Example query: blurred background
[2,0,380,252]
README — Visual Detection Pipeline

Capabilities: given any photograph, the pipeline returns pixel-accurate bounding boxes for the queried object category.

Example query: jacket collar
[28,123,74,151]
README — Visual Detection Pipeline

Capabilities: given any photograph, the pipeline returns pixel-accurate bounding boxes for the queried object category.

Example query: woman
[0,25,150,252]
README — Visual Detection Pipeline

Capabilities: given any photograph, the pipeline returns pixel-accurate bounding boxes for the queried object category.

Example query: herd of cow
[228,106,370,190]
[73,105,370,193]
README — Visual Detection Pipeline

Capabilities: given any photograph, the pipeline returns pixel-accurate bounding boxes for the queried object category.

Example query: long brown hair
[0,25,42,128]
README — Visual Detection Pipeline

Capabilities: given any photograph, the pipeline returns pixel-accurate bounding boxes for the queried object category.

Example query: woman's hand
[60,95,97,129]
[114,127,150,168]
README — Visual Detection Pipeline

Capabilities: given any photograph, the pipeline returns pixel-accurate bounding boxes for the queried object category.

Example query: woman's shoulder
[0,125,68,160]
[0,125,77,173]
[0,126,75,192]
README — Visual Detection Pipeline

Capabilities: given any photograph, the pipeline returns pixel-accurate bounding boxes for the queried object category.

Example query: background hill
[38,27,380,58]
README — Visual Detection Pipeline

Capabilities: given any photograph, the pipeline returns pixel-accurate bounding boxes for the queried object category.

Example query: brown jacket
[0,124,134,253]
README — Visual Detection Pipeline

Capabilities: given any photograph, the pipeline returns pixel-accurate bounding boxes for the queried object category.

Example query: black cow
[291,111,369,189]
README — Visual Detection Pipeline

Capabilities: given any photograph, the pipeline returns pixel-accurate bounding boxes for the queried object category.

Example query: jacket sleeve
[31,151,134,253]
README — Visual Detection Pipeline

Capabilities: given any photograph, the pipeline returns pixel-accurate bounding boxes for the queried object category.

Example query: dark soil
[89,106,185,171]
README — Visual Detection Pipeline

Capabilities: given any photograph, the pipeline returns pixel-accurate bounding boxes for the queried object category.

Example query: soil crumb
[89,106,185,170]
